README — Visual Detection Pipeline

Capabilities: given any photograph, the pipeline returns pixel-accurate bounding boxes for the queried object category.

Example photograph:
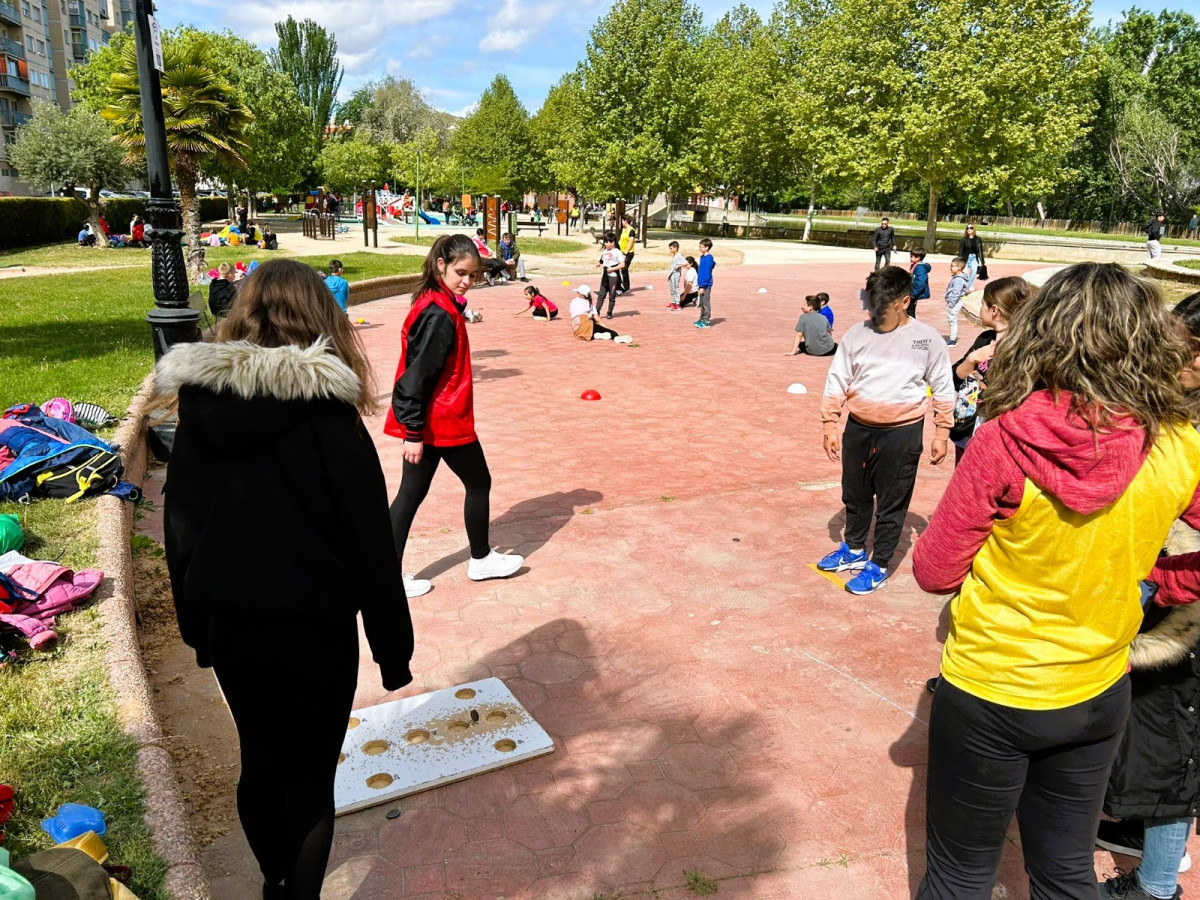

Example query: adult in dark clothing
[384,234,524,598]
[1146,212,1167,261]
[1096,291,1200,900]
[236,204,249,235]
[157,258,414,900]
[872,217,897,269]
[958,224,986,290]
[207,262,238,317]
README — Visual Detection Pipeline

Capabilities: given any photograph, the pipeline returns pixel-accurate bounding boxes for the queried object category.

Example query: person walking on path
[1147,212,1168,261]
[816,265,953,595]
[1187,213,1198,241]
[912,262,1200,900]
[157,258,415,900]
[958,224,986,290]
[873,217,897,269]
[385,235,524,599]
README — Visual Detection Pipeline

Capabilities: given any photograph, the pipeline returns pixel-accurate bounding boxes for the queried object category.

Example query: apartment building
[0,0,59,192]
[47,0,114,111]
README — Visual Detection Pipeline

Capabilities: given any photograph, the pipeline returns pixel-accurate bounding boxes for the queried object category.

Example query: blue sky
[156,0,1185,117]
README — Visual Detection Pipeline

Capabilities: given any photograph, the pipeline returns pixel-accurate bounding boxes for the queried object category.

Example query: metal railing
[0,36,23,59]
[71,40,86,61]
[0,73,30,96]
[0,108,31,125]
[0,1,19,26]
[69,12,84,25]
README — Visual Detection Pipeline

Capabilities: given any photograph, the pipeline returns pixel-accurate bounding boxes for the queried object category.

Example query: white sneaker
[467,550,524,581]
[1182,852,1192,874]
[613,334,633,344]
[594,332,612,340]
[403,573,432,598]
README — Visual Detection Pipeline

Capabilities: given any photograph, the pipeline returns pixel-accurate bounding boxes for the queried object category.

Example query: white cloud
[478,0,560,54]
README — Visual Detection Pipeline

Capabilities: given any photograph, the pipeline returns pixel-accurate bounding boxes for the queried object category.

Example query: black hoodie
[156,339,414,689]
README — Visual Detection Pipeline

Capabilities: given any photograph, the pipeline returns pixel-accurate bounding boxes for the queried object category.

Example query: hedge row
[0,197,89,248]
[0,196,232,250]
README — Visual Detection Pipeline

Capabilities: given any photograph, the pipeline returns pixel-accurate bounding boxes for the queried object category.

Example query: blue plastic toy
[40,803,106,842]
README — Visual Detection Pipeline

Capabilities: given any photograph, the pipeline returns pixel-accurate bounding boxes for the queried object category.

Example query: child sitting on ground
[816,292,834,330]
[944,257,969,347]
[679,256,699,308]
[569,286,631,343]
[516,286,558,320]
[787,294,837,357]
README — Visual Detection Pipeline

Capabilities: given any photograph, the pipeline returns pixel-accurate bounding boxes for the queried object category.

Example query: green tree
[337,84,374,130]
[269,16,343,158]
[358,76,455,144]
[531,72,590,194]
[1110,94,1200,216]
[567,0,704,199]
[10,99,128,238]
[803,0,1098,247]
[697,6,791,221]
[102,35,252,278]
[451,74,547,197]
[317,135,389,195]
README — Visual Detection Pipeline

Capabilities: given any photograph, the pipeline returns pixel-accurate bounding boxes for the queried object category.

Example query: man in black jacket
[873,217,897,269]
[1146,211,1167,261]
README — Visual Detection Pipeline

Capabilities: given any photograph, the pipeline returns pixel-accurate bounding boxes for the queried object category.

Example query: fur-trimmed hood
[154,339,361,408]
[1129,603,1200,670]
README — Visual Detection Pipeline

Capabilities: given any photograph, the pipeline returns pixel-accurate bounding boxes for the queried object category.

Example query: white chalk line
[798,649,929,726]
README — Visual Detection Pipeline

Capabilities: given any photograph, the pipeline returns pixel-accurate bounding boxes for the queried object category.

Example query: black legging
[389,440,492,566]
[620,252,634,291]
[209,614,358,899]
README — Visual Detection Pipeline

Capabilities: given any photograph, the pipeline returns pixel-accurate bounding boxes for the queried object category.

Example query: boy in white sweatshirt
[816,266,955,594]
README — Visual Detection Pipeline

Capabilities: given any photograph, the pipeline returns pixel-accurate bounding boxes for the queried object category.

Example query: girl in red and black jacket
[385,234,524,598]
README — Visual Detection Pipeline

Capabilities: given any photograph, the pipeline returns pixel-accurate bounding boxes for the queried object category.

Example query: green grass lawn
[760,213,1200,246]
[1178,260,1200,270]
[390,235,587,254]
[0,261,167,896]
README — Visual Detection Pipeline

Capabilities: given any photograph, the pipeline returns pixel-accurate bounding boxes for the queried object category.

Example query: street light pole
[133,0,198,359]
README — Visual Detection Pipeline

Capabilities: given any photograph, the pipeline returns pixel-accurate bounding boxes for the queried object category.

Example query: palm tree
[103,36,252,279]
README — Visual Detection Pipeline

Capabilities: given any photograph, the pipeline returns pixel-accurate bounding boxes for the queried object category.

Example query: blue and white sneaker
[845,562,888,595]
[817,542,868,572]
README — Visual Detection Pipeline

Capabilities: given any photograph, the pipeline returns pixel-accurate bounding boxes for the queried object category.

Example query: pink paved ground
[160,258,1200,898]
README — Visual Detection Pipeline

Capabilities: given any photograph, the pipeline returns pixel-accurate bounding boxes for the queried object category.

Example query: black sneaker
[1098,868,1181,899]
[1096,819,1144,858]
[926,676,939,694]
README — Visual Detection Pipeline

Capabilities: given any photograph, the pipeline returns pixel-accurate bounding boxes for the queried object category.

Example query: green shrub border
[0,197,230,250]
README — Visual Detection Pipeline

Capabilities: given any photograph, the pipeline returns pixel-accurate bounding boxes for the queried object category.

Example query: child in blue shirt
[695,238,716,328]
[943,257,969,346]
[816,292,834,329]
[325,259,349,312]
[908,247,931,318]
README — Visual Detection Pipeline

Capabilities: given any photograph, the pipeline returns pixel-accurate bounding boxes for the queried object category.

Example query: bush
[0,197,89,248]
[101,198,144,231]
[199,197,226,224]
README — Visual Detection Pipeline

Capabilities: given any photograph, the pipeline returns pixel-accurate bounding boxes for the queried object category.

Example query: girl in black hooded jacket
[157,258,414,900]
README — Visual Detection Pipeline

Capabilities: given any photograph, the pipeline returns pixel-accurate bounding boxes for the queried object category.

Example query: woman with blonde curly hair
[913,263,1200,899]
[156,258,414,900]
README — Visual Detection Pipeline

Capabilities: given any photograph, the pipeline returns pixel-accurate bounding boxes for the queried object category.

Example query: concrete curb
[94,373,213,900]
[1145,257,1200,285]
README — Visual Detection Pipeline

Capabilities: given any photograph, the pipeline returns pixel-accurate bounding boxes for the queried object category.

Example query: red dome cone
[580,389,601,401]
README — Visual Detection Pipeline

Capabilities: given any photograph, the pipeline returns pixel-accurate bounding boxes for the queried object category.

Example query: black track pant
[841,416,923,569]
[389,440,492,566]
[620,252,634,291]
[918,677,1130,900]
[209,614,358,900]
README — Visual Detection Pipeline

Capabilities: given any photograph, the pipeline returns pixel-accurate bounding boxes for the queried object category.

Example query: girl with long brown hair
[384,235,523,598]
[156,258,414,900]
[913,263,1200,898]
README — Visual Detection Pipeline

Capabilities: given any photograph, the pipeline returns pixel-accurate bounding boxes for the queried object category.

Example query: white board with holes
[334,677,554,815]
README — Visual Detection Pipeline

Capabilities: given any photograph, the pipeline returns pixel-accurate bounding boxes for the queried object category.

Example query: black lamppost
[132,0,199,359]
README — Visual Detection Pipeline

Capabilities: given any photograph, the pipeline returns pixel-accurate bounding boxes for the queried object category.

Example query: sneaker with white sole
[594,332,612,340]
[613,334,633,344]
[403,573,432,598]
[817,542,869,573]
[1096,820,1192,874]
[467,550,524,581]
[845,561,888,594]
